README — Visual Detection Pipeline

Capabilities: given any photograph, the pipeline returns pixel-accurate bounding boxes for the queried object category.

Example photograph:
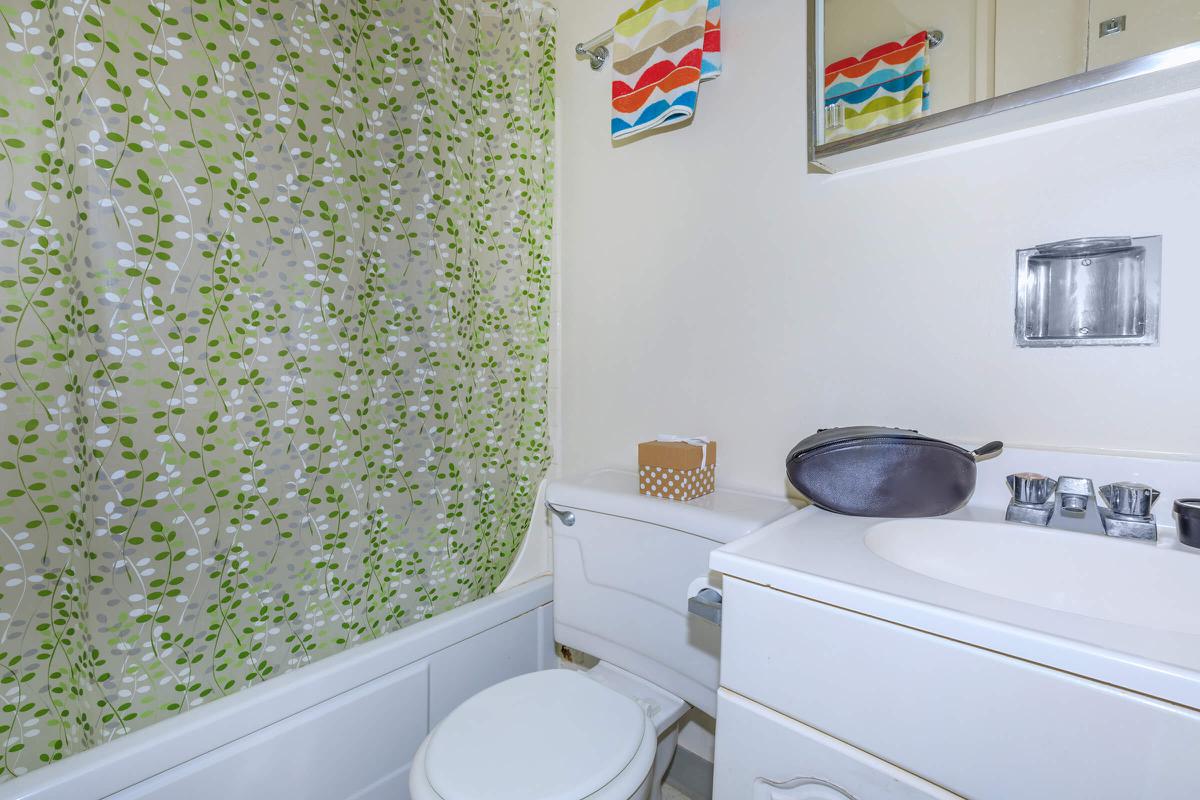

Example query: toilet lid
[425,670,648,800]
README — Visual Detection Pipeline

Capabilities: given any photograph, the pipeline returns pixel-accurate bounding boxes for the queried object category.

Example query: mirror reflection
[820,1,1200,144]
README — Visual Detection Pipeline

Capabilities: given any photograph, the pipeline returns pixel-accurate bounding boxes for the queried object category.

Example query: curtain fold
[0,0,555,778]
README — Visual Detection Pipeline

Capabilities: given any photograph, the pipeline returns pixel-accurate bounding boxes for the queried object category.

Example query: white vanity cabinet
[714,688,959,799]
[713,575,1200,800]
[710,450,1200,798]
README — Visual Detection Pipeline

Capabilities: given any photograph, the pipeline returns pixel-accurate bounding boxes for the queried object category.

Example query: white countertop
[711,446,1200,712]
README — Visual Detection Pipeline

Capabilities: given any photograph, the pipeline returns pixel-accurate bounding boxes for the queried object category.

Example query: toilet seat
[410,670,658,800]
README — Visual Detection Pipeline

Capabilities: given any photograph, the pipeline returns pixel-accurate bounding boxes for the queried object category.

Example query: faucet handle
[1007,473,1057,506]
[1099,482,1161,519]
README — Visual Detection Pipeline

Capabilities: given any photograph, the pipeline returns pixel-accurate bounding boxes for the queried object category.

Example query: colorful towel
[611,0,712,141]
[824,31,930,143]
[701,0,722,81]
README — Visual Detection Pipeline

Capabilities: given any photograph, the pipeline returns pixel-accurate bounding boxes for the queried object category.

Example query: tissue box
[638,440,717,501]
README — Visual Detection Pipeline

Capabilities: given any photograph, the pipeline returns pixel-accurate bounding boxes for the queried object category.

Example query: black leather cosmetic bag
[786,427,1003,518]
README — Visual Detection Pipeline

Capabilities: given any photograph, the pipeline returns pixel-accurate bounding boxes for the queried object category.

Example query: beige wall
[554,0,1200,496]
[994,0,1088,95]
[994,0,1200,89]
[1087,0,1200,69]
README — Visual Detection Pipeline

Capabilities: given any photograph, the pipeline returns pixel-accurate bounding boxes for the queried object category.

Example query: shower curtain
[0,0,555,779]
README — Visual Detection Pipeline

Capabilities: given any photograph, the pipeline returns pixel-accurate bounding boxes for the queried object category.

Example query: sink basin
[865,519,1200,636]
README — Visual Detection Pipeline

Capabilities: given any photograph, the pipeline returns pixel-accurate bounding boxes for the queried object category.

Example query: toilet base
[649,724,680,800]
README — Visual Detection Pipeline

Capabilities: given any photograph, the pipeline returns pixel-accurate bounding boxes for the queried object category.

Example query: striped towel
[611,0,717,141]
[824,31,930,143]
[701,0,722,81]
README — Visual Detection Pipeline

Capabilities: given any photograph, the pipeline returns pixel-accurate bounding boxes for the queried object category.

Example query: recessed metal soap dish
[1015,236,1161,347]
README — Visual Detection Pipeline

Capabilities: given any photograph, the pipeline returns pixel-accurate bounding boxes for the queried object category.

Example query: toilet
[409,470,796,800]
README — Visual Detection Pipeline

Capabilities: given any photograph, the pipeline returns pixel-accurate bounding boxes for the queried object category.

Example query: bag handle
[972,441,1004,462]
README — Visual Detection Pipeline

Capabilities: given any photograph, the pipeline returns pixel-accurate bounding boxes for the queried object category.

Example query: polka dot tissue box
[638,436,717,502]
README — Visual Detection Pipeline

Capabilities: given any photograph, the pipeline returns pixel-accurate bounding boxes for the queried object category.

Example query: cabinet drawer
[714,688,960,799]
[720,577,1200,800]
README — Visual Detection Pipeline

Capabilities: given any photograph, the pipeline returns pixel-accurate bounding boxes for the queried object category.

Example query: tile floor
[663,785,692,800]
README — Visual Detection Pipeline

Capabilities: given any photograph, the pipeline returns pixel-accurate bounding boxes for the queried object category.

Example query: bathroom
[1,0,1199,798]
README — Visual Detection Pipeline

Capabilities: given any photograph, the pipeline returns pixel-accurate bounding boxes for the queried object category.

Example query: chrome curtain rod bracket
[576,26,943,71]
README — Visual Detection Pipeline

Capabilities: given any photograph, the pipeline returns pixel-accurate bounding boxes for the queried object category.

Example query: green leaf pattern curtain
[0,0,555,778]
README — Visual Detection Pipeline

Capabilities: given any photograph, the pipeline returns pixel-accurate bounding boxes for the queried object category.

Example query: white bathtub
[4,577,554,800]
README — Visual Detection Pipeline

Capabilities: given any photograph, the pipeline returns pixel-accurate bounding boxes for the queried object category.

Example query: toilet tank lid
[546,470,798,544]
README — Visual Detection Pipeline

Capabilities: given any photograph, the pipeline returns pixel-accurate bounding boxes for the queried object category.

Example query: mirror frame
[807,0,1200,172]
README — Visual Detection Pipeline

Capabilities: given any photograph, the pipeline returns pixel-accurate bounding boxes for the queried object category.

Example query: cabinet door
[719,577,1200,800]
[713,689,961,800]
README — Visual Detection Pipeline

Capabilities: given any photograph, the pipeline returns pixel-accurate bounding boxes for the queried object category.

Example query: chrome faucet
[1097,482,1161,541]
[1005,474,1161,541]
[1005,473,1056,526]
[1052,476,1107,536]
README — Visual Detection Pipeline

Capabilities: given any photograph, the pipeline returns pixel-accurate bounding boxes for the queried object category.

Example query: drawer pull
[753,777,856,799]
[688,587,723,626]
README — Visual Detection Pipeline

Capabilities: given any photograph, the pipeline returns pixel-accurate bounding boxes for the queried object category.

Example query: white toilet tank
[546,471,796,716]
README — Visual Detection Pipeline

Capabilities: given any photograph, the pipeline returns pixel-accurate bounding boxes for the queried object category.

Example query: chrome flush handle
[546,502,576,527]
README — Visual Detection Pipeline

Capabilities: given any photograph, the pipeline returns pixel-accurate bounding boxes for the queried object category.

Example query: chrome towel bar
[575,26,943,71]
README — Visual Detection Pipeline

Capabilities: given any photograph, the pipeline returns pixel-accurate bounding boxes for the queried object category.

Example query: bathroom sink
[865,519,1200,635]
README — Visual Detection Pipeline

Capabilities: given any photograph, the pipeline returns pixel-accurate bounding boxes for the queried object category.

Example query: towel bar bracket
[576,42,610,70]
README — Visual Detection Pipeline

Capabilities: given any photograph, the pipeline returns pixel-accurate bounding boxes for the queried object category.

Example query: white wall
[554,0,1200,497]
